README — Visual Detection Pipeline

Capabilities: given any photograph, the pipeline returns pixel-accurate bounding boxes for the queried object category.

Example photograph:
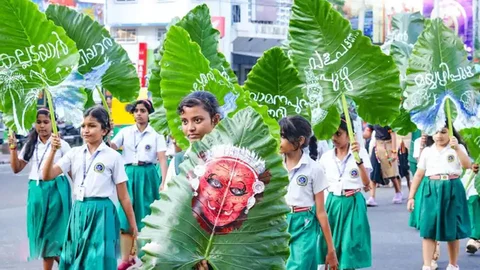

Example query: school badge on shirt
[94,163,105,173]
[350,168,359,178]
[296,175,308,186]
[145,144,152,151]
[447,154,455,163]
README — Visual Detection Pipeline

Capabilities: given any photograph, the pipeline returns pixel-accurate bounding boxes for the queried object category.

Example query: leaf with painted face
[0,0,79,135]
[140,107,289,269]
[288,0,402,139]
[403,19,480,135]
[46,5,140,102]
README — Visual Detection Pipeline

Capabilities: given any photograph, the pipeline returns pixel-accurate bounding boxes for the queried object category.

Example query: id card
[76,186,85,201]
[133,153,139,166]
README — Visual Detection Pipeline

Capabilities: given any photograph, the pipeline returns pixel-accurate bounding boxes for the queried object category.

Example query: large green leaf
[160,25,249,149]
[140,107,290,269]
[403,19,480,135]
[288,0,401,139]
[243,47,310,121]
[0,0,79,135]
[46,5,139,102]
[390,12,425,47]
[459,128,480,194]
[176,4,237,84]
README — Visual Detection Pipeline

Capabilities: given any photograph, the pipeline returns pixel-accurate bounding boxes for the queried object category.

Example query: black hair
[279,115,315,151]
[309,135,319,160]
[127,99,154,115]
[338,114,355,135]
[425,121,468,153]
[23,109,56,162]
[177,91,221,120]
[84,106,111,139]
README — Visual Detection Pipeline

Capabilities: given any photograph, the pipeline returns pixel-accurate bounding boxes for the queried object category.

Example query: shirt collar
[283,150,310,171]
[135,124,152,134]
[37,136,52,145]
[333,145,353,162]
[82,141,107,154]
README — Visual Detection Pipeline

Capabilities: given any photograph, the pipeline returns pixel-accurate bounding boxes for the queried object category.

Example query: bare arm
[42,134,64,181]
[117,182,138,236]
[157,151,168,190]
[391,131,397,150]
[10,149,27,174]
[456,147,472,169]
[408,168,426,200]
[314,191,337,268]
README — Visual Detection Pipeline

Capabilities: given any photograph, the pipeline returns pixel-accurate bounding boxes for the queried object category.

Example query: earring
[245,196,256,214]
[191,177,199,197]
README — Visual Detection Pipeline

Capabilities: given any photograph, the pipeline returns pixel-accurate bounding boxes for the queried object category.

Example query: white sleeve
[459,144,468,155]
[163,158,176,191]
[417,147,429,170]
[359,148,373,174]
[312,165,328,194]
[56,148,74,174]
[111,128,125,148]
[156,133,167,153]
[413,139,421,159]
[18,144,27,162]
[60,140,71,156]
[113,154,128,184]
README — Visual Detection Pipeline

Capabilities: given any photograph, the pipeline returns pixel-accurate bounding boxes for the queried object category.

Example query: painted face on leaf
[189,145,267,234]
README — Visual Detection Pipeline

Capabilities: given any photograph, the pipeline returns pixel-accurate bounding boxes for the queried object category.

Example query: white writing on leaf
[460,90,478,114]
[386,30,408,43]
[250,92,309,116]
[414,63,475,90]
[193,70,235,92]
[320,67,354,92]
[78,35,114,68]
[0,32,69,70]
[308,32,359,71]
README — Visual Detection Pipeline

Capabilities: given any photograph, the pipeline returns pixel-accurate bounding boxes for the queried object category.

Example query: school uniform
[409,137,424,229]
[285,151,328,270]
[462,170,480,240]
[56,142,128,269]
[417,145,471,241]
[19,137,71,260]
[318,147,372,269]
[112,125,167,232]
[163,147,192,191]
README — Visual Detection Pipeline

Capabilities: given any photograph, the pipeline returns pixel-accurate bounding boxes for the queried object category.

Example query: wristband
[356,159,364,166]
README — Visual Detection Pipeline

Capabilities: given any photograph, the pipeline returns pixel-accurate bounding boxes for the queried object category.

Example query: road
[0,163,479,269]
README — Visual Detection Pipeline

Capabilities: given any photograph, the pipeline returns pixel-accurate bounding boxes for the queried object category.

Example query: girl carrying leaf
[8,108,71,270]
[407,125,471,270]
[318,115,372,269]
[109,99,168,269]
[42,106,138,269]
[461,164,480,255]
[279,115,338,270]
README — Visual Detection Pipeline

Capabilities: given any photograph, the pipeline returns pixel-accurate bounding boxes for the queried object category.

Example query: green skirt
[118,164,161,232]
[468,195,480,239]
[409,178,427,230]
[420,178,471,241]
[27,176,71,260]
[286,208,320,270]
[319,192,371,269]
[59,197,120,270]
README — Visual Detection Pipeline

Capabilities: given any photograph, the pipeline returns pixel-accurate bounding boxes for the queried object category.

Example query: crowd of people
[6,91,480,270]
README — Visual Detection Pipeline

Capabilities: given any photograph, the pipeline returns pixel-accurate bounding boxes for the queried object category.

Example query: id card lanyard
[36,141,51,185]
[333,151,352,182]
[133,130,147,165]
[77,149,100,201]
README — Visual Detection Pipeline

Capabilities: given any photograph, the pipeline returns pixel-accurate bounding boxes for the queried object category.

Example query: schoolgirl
[318,115,372,269]
[42,106,137,270]
[407,125,471,270]
[462,164,480,254]
[8,108,71,270]
[279,115,338,270]
[163,91,221,189]
[110,99,168,269]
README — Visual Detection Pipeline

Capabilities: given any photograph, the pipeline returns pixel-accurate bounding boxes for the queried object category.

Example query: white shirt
[112,125,167,164]
[164,147,191,191]
[317,140,331,159]
[417,144,467,176]
[413,138,422,159]
[56,142,128,198]
[285,151,328,207]
[319,147,372,195]
[19,137,71,181]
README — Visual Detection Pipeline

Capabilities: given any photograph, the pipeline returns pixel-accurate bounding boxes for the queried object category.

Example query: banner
[138,42,148,88]
[32,0,105,24]
[423,0,473,58]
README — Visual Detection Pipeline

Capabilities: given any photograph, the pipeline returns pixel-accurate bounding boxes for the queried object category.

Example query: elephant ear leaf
[46,5,140,102]
[140,107,289,270]
[243,47,310,121]
[0,0,78,135]
[403,19,480,135]
[288,0,401,139]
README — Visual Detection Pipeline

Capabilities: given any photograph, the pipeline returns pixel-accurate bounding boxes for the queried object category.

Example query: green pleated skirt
[420,178,471,241]
[59,197,120,270]
[27,176,71,260]
[409,178,427,230]
[468,195,480,239]
[319,192,371,269]
[286,208,320,270]
[118,164,161,232]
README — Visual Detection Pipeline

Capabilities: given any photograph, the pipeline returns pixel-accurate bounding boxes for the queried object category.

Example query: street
[0,163,479,270]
